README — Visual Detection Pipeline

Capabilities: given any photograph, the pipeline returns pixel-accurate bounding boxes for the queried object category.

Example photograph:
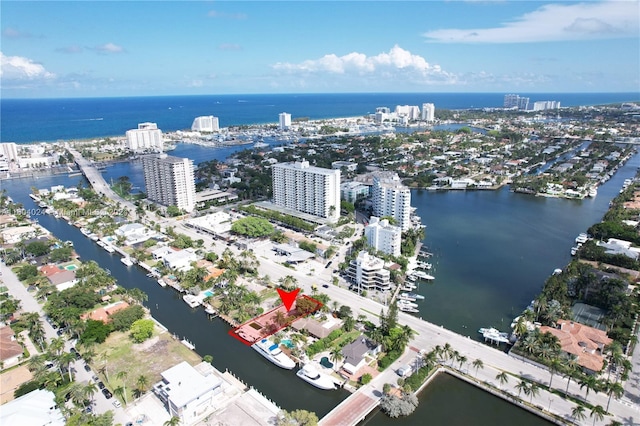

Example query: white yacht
[157,279,167,287]
[296,364,337,390]
[412,270,435,280]
[398,305,419,313]
[103,244,115,253]
[397,300,418,309]
[406,293,425,300]
[252,338,296,370]
[575,233,588,244]
[399,293,417,302]
[183,294,201,308]
[120,257,134,267]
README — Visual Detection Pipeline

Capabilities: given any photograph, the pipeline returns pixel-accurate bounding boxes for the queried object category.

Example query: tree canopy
[231,217,274,237]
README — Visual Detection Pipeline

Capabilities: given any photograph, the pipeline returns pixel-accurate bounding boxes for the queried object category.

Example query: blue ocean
[2,92,638,144]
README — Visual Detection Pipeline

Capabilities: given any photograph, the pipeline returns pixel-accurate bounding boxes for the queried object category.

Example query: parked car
[83,364,91,372]
[97,382,105,390]
[396,365,412,378]
[101,389,112,399]
[112,400,121,408]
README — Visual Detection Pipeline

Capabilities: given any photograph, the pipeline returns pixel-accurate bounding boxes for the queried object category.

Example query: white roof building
[163,248,198,271]
[126,122,164,152]
[365,216,402,257]
[346,251,391,293]
[191,116,220,132]
[371,171,411,231]
[0,389,65,426]
[153,361,223,425]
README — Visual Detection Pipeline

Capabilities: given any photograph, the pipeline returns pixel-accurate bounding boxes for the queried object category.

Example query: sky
[1,0,639,98]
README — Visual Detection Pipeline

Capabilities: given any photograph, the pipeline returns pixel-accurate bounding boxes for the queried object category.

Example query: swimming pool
[65,265,77,271]
[281,339,293,348]
[204,290,214,297]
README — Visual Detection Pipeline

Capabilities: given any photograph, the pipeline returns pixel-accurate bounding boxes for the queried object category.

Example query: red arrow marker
[277,288,300,311]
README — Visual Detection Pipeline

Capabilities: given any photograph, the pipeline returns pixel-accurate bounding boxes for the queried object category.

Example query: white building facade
[346,251,391,292]
[191,116,220,132]
[421,103,435,121]
[126,122,164,152]
[279,112,291,130]
[272,160,340,223]
[365,216,402,256]
[340,181,370,203]
[142,154,196,212]
[371,171,412,231]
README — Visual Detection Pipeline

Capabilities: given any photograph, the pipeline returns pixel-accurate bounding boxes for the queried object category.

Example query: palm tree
[117,370,128,405]
[564,358,579,395]
[580,374,600,401]
[529,382,540,404]
[457,355,468,372]
[590,405,605,426]
[83,382,97,407]
[548,357,562,388]
[136,374,149,395]
[59,352,76,382]
[329,347,343,371]
[516,380,529,398]
[164,416,181,426]
[605,381,624,411]
[99,350,110,383]
[114,385,126,406]
[572,405,587,423]
[472,359,484,378]
[496,372,509,390]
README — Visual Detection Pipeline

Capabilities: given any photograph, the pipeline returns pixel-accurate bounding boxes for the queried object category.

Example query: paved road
[1,261,132,425]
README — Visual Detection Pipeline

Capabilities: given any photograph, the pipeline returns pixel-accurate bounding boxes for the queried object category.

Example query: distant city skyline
[1,1,639,98]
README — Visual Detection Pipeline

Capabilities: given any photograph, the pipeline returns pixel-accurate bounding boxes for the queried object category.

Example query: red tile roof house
[539,320,613,373]
[80,301,130,323]
[0,326,24,368]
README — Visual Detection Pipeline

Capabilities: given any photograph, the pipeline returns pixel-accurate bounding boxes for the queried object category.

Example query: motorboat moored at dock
[296,364,337,390]
[252,338,296,370]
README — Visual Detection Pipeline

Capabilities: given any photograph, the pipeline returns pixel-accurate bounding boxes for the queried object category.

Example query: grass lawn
[88,326,201,405]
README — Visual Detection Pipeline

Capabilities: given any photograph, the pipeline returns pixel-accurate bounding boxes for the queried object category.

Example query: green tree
[572,405,587,422]
[496,371,509,390]
[472,359,484,378]
[231,217,274,237]
[163,417,181,426]
[276,409,319,426]
[590,405,605,426]
[129,319,154,343]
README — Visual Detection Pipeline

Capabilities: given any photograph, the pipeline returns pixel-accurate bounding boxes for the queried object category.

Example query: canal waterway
[363,373,555,426]
[2,145,638,422]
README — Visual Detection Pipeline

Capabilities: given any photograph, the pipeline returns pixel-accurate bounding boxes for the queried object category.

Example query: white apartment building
[421,103,435,122]
[153,361,223,425]
[142,154,196,212]
[126,122,164,152]
[365,216,402,256]
[395,105,421,120]
[340,181,370,203]
[346,251,391,293]
[533,100,561,111]
[272,160,340,223]
[279,112,292,130]
[372,171,411,231]
[191,116,220,132]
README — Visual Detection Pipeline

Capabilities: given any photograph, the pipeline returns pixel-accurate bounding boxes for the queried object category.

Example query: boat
[183,294,201,308]
[397,300,418,308]
[570,246,579,256]
[398,305,419,313]
[120,257,134,267]
[575,233,588,244]
[103,244,115,253]
[478,327,510,344]
[417,261,432,270]
[399,293,417,302]
[406,293,425,300]
[412,270,435,280]
[296,364,337,390]
[64,240,74,247]
[253,141,269,149]
[251,338,296,370]
[157,279,167,287]
[96,240,106,248]
[588,187,598,197]
[205,305,217,315]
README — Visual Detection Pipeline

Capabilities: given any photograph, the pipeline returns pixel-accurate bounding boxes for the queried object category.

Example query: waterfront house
[291,315,342,339]
[115,222,152,245]
[153,361,223,425]
[1,225,48,245]
[539,320,613,373]
[341,335,381,375]
[152,245,176,261]
[45,269,78,292]
[80,301,130,323]
[163,248,198,271]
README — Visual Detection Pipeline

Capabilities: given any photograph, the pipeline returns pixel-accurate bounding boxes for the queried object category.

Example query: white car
[112,400,121,408]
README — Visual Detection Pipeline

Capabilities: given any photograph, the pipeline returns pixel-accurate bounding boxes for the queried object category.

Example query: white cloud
[92,42,124,54]
[2,27,34,39]
[0,51,55,80]
[272,45,456,84]
[423,1,640,43]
